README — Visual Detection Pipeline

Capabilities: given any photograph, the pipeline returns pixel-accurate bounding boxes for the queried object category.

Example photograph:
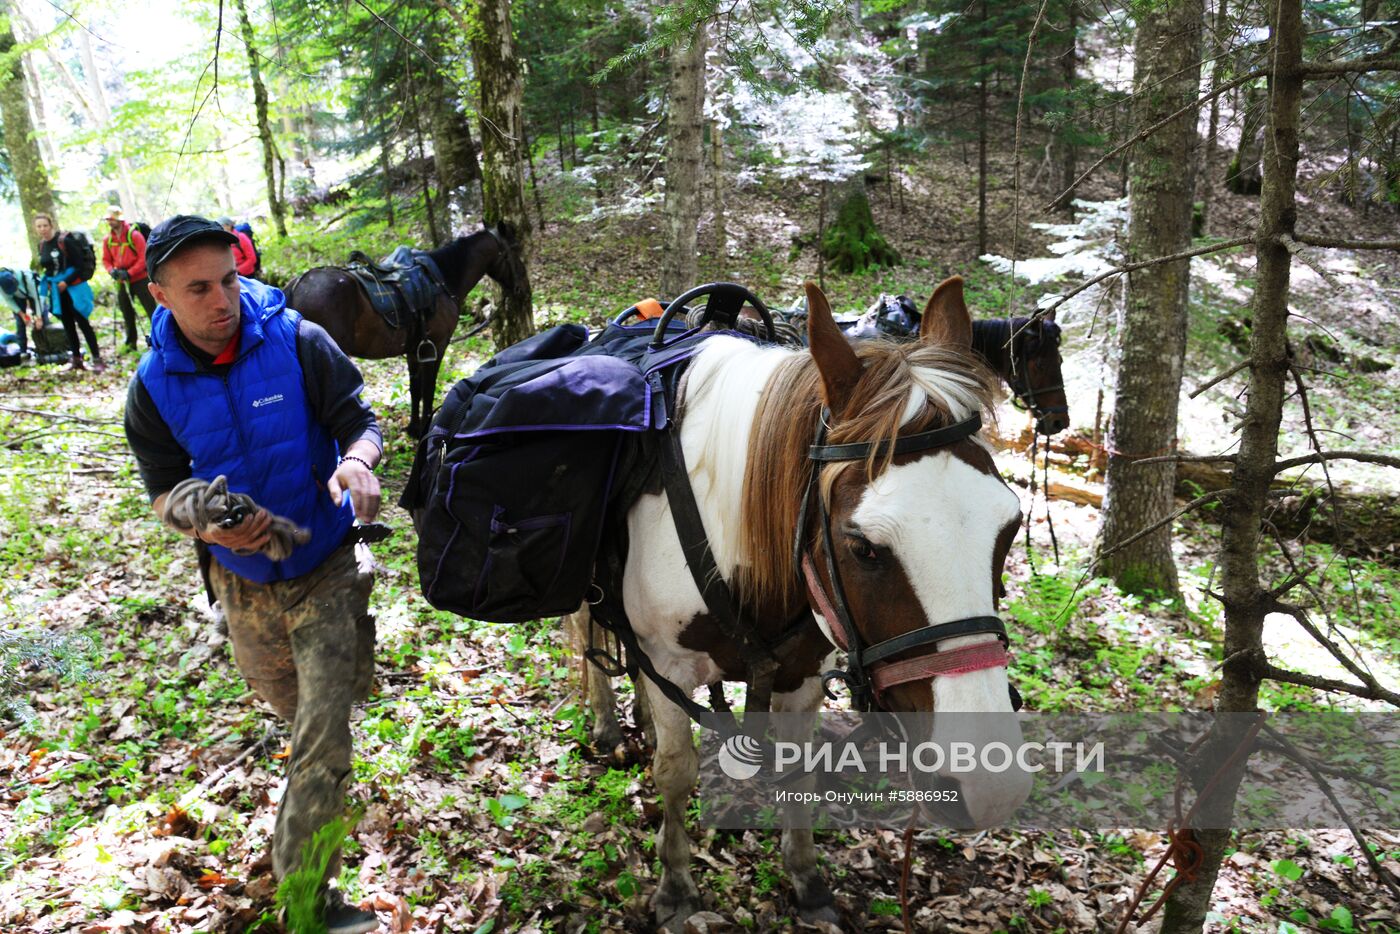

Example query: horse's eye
[847,536,881,566]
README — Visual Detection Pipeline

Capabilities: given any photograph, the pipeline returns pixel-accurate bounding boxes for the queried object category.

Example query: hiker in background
[219,217,260,279]
[0,267,44,357]
[123,215,382,934]
[34,212,105,373]
[102,207,157,351]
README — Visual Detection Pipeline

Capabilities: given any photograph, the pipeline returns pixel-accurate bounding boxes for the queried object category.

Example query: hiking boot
[68,354,85,371]
[91,357,107,374]
[323,889,378,934]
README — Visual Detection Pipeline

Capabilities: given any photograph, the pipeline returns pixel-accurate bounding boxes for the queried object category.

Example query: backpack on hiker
[61,232,98,284]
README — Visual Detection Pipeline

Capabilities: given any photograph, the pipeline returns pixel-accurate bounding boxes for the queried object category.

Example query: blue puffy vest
[139,278,354,583]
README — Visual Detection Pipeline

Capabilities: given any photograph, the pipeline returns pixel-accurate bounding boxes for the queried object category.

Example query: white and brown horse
[617,278,1031,929]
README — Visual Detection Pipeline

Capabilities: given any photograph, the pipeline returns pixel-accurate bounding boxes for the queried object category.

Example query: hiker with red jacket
[219,217,259,278]
[34,212,105,373]
[102,207,157,350]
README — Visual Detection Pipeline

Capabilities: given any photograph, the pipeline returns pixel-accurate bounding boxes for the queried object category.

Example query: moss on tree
[820,183,900,275]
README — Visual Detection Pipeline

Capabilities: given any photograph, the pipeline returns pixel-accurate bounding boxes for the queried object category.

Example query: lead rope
[1114,713,1267,934]
[900,809,919,934]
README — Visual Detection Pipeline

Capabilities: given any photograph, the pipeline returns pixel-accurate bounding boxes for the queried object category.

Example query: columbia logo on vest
[251,394,285,408]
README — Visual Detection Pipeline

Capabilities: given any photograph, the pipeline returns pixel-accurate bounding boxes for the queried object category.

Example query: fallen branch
[1260,724,1400,901]
[0,404,115,425]
[176,731,276,811]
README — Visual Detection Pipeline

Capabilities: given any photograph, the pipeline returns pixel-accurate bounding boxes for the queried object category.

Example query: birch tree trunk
[76,28,143,218]
[17,42,57,166]
[1160,1,1301,929]
[1095,0,1203,598]
[0,0,57,255]
[659,22,707,298]
[467,0,535,351]
[233,0,287,236]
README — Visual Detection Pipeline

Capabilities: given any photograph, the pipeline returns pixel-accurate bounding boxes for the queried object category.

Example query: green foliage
[275,813,360,934]
[0,620,98,726]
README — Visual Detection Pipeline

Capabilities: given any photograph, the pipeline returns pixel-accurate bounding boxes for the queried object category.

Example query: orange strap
[635,298,665,320]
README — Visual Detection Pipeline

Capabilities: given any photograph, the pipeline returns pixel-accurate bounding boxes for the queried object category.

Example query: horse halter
[1005,318,1068,425]
[792,409,1020,713]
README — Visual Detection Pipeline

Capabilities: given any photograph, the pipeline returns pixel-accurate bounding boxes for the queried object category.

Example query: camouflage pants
[207,542,376,883]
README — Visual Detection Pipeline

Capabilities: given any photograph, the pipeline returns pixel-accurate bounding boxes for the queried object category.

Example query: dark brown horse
[970,313,1070,435]
[285,225,522,436]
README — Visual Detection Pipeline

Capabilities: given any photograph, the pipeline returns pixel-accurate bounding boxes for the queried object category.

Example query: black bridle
[792,409,1021,713]
[1002,317,1068,425]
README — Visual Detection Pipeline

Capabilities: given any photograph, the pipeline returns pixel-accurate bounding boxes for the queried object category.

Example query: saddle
[344,246,450,332]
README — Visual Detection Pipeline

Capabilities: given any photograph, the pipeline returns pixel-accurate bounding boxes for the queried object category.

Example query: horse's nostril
[1041,416,1069,435]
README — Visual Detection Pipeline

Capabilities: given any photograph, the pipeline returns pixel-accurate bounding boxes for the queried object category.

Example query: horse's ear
[921,276,973,348]
[495,220,519,245]
[806,282,862,415]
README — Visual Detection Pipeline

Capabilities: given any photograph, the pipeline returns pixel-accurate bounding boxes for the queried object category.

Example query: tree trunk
[413,93,442,245]
[976,0,990,256]
[711,118,726,278]
[17,40,58,167]
[380,133,396,229]
[1201,0,1229,233]
[1160,2,1301,930]
[0,0,57,255]
[1095,0,1204,598]
[659,23,708,299]
[233,0,287,237]
[1053,3,1079,212]
[523,126,546,232]
[467,0,535,351]
[1226,83,1266,195]
[77,28,143,218]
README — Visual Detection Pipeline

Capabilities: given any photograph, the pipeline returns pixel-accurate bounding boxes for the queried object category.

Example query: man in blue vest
[123,216,382,934]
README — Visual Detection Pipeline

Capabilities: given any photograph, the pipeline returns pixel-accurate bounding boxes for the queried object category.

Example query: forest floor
[2,149,1399,933]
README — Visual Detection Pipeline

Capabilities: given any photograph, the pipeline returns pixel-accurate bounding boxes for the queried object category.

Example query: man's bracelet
[341,454,375,473]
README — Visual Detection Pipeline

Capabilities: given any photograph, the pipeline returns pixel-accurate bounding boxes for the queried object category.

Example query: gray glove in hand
[163,475,311,560]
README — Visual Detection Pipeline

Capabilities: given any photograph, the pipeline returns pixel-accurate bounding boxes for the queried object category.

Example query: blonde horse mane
[736,339,999,610]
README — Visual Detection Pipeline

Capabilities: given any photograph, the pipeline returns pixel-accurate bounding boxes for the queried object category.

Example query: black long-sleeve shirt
[124,317,382,500]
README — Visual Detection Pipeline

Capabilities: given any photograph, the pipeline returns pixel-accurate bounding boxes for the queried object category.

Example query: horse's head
[483,222,525,293]
[744,278,1031,827]
[1008,312,1070,435]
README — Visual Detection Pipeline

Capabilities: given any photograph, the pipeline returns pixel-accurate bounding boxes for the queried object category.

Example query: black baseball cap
[145,215,239,279]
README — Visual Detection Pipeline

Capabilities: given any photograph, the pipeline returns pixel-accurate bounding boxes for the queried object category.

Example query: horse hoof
[798,903,841,928]
[653,891,704,933]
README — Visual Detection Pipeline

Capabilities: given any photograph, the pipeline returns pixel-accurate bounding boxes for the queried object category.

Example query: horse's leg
[642,674,703,931]
[774,673,839,924]
[634,674,656,750]
[563,605,624,754]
